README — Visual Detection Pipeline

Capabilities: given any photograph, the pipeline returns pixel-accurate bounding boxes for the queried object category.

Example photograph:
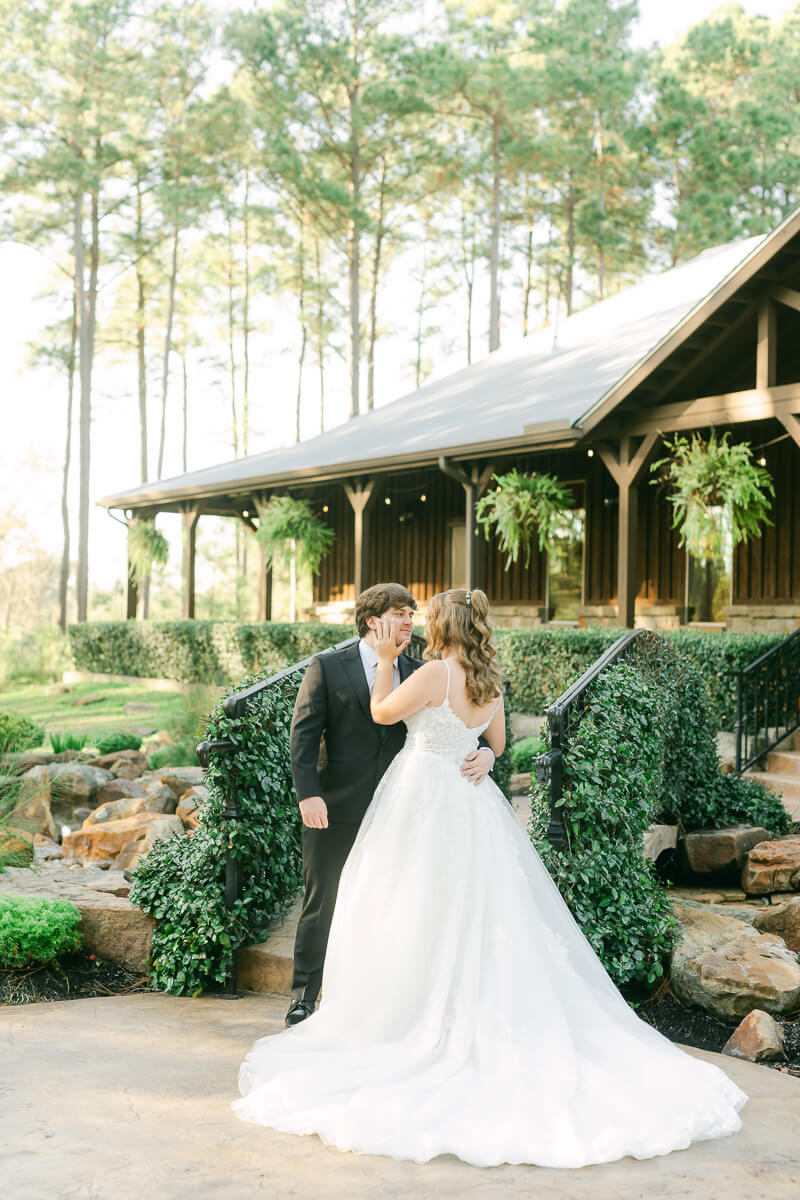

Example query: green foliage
[130,669,303,996]
[49,731,89,753]
[0,626,70,687]
[0,895,82,968]
[127,520,170,586]
[255,496,334,575]
[652,432,774,563]
[531,634,789,988]
[493,627,623,714]
[94,731,143,754]
[147,741,199,770]
[509,735,545,774]
[68,620,352,685]
[475,470,574,567]
[0,711,45,753]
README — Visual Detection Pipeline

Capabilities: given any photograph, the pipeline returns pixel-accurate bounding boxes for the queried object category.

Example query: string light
[322,504,329,512]
[758,457,767,467]
[420,494,427,502]
[385,497,391,505]
[586,449,594,458]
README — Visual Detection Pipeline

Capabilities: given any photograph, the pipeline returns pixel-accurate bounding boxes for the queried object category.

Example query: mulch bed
[0,950,154,1006]
[626,978,800,1078]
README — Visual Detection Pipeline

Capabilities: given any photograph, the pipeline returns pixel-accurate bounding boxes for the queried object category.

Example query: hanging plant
[651,432,774,563]
[475,469,574,570]
[255,496,334,622]
[127,520,169,586]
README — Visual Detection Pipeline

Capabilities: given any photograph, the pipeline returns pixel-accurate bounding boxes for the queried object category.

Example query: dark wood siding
[734,427,800,603]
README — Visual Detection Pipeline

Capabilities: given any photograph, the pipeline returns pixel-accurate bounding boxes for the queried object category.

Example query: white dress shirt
[359,637,400,694]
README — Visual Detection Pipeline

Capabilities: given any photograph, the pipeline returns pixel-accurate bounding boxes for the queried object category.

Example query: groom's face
[367,604,415,645]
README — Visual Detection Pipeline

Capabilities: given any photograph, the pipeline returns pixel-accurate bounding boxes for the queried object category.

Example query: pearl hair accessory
[465,590,472,606]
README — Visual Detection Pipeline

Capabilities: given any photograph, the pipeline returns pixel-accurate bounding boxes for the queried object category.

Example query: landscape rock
[139,781,177,813]
[670,900,800,1021]
[753,896,800,951]
[63,812,185,866]
[643,823,678,863]
[110,760,144,780]
[4,785,58,842]
[722,1009,785,1062]
[24,763,114,809]
[0,865,152,970]
[87,750,147,771]
[176,785,208,830]
[681,825,770,881]
[33,834,63,860]
[96,778,147,806]
[0,834,33,862]
[84,796,153,826]
[44,684,71,696]
[122,702,156,714]
[161,767,204,798]
[742,836,800,895]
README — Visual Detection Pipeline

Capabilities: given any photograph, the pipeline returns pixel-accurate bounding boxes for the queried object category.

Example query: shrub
[533,661,680,989]
[0,712,45,753]
[49,731,89,754]
[68,620,352,685]
[94,731,143,754]
[509,735,545,774]
[129,669,304,996]
[0,895,82,967]
[148,741,199,769]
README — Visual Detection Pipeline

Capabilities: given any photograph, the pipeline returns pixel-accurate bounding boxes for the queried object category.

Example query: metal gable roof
[99,231,772,510]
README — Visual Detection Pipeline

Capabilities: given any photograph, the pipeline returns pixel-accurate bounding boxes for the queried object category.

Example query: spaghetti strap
[490,694,503,719]
[443,657,451,701]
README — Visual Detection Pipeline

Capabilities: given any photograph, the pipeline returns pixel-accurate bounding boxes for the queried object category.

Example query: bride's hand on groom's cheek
[299,796,329,829]
[374,618,409,658]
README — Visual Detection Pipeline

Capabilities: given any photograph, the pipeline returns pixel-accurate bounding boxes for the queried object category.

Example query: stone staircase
[744,730,800,823]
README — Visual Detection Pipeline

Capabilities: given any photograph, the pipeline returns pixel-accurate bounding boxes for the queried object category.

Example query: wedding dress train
[232,673,746,1168]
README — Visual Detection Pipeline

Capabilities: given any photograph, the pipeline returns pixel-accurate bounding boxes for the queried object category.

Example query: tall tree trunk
[595,114,606,301]
[522,219,534,337]
[296,220,307,443]
[315,236,325,433]
[227,215,239,459]
[75,179,98,625]
[135,179,148,484]
[488,114,502,353]
[460,202,475,365]
[157,224,179,479]
[181,347,188,473]
[348,84,361,419]
[564,179,576,316]
[414,248,427,390]
[59,288,77,633]
[242,173,251,459]
[289,537,297,623]
[367,157,386,410]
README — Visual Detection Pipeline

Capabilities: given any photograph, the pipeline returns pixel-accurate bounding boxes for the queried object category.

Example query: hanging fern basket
[651,432,774,563]
[475,470,574,570]
[127,520,169,585]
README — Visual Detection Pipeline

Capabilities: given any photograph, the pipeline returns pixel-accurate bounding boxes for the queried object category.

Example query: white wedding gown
[232,672,747,1168]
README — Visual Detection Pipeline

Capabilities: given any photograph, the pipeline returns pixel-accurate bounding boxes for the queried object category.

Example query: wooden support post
[257,542,273,622]
[438,458,495,589]
[182,508,200,620]
[125,562,138,620]
[344,477,376,599]
[596,433,658,628]
[757,300,777,390]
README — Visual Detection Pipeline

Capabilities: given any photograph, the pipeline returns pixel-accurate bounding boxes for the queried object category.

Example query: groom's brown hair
[355,583,416,637]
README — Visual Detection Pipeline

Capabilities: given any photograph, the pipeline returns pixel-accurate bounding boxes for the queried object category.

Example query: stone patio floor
[2,991,800,1200]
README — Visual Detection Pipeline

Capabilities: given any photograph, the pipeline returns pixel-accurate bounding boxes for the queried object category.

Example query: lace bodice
[403,660,500,762]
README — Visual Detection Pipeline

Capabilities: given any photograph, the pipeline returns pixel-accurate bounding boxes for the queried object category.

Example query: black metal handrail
[196,631,427,997]
[534,628,650,849]
[726,627,800,773]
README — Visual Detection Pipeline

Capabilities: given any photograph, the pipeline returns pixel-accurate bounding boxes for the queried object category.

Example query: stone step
[237,896,301,996]
[766,750,800,776]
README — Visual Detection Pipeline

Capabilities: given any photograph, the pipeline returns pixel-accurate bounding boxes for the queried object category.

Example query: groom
[286,581,495,1025]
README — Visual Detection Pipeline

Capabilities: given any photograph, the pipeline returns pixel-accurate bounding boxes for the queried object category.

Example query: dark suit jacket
[290,640,422,825]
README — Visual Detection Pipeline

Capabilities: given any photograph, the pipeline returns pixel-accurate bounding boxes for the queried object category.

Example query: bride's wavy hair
[424,588,503,705]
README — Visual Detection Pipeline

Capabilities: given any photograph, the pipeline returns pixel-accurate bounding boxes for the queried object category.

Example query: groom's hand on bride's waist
[299,795,329,829]
[460,747,494,786]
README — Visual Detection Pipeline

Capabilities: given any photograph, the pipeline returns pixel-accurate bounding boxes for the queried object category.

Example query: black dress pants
[290,820,359,1006]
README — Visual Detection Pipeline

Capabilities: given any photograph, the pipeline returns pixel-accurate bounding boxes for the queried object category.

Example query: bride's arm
[370,622,446,725]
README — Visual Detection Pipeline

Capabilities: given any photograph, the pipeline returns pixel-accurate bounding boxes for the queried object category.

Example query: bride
[232,588,747,1168]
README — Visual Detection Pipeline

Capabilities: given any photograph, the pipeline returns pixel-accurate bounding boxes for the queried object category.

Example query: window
[449,522,466,589]
[686,506,732,623]
[547,506,585,621]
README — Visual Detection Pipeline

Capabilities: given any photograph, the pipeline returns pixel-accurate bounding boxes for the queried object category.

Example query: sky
[2,0,797,609]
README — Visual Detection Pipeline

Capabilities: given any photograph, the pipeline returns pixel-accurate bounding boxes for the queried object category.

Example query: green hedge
[70,621,789,731]
[68,620,353,685]
[530,633,788,990]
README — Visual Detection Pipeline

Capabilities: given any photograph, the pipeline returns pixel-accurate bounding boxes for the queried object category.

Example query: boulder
[63,812,185,866]
[84,796,153,826]
[742,836,800,895]
[753,896,800,951]
[139,782,177,814]
[0,833,33,863]
[96,778,147,806]
[3,784,58,842]
[87,749,147,771]
[722,1009,785,1062]
[643,824,678,863]
[24,762,113,809]
[670,900,800,1021]
[176,785,208,830]
[33,834,63,861]
[681,825,770,881]
[161,767,204,798]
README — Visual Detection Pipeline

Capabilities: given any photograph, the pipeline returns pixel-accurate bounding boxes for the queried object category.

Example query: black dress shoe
[285,998,314,1027]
